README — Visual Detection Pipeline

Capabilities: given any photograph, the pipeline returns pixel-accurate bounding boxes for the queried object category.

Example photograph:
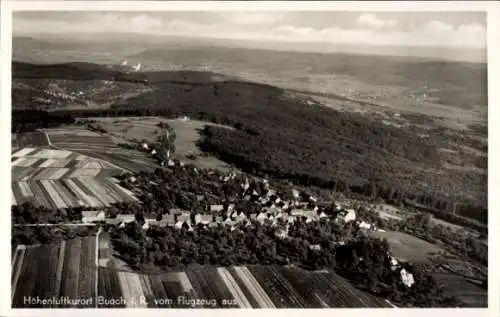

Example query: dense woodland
[12,225,97,248]
[110,219,460,307]
[11,62,487,227]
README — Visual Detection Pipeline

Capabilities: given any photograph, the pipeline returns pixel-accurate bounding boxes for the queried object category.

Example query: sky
[13,11,487,49]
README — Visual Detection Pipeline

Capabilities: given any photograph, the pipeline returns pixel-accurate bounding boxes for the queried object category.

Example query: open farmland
[86,117,234,171]
[45,127,159,173]
[97,265,390,308]
[11,147,137,208]
[12,131,50,150]
[371,231,446,263]
[11,235,97,308]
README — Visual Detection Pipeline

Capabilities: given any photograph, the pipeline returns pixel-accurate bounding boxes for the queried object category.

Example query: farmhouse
[400,269,415,288]
[195,214,213,225]
[82,210,106,223]
[116,214,136,223]
[210,204,224,213]
[336,209,356,224]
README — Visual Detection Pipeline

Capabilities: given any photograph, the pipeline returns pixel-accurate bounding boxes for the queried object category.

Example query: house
[358,221,372,230]
[162,214,175,226]
[170,209,183,216]
[81,210,106,223]
[174,221,185,230]
[249,213,257,221]
[290,209,305,217]
[235,212,247,222]
[292,189,300,200]
[167,159,175,167]
[151,149,157,155]
[142,143,149,150]
[116,214,135,223]
[275,228,288,239]
[195,214,213,225]
[224,218,235,226]
[118,221,126,228]
[319,211,328,219]
[256,212,267,223]
[227,204,236,213]
[142,222,150,230]
[210,205,224,213]
[129,176,137,183]
[309,244,321,251]
[215,216,224,223]
[337,209,356,223]
[177,214,191,224]
[400,269,415,287]
[244,195,251,201]
[306,217,313,223]
[196,195,205,202]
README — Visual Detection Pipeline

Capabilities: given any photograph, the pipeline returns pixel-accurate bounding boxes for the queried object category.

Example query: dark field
[97,265,390,308]
[11,236,97,308]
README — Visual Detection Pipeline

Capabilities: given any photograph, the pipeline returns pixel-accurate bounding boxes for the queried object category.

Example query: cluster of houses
[83,174,381,242]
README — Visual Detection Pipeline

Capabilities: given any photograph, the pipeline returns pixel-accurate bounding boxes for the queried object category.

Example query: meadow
[86,116,234,171]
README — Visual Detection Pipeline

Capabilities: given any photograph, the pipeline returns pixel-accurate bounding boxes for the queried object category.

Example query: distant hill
[130,47,487,109]
[12,61,145,82]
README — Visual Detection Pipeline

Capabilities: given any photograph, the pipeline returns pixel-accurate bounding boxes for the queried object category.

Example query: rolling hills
[11,61,487,228]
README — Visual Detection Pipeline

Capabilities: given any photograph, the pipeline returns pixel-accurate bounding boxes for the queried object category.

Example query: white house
[319,211,328,219]
[142,143,149,150]
[142,222,150,230]
[292,189,300,199]
[151,149,157,155]
[400,269,415,287]
[309,244,321,251]
[256,212,267,223]
[210,205,224,213]
[343,209,356,223]
[358,221,372,230]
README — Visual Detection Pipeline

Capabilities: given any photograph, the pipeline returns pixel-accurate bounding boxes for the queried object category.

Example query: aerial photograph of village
[9,9,488,309]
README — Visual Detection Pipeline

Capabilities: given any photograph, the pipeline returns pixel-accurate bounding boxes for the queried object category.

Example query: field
[12,131,50,150]
[86,117,234,171]
[11,146,137,208]
[95,233,388,308]
[11,235,97,308]
[45,127,159,173]
[97,265,390,308]
[370,231,445,264]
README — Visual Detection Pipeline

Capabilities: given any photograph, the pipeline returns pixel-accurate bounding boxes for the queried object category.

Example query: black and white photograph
[1,1,497,314]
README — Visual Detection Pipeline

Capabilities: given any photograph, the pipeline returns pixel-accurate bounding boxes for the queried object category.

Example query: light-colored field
[11,146,136,209]
[371,230,446,264]
[87,117,234,171]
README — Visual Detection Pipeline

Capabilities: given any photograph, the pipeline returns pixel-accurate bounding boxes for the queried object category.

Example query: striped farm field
[11,147,137,208]
[96,265,390,308]
[11,236,97,308]
[45,127,159,173]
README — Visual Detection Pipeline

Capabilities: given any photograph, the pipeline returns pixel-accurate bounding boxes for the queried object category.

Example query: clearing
[85,116,235,171]
[370,230,446,264]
